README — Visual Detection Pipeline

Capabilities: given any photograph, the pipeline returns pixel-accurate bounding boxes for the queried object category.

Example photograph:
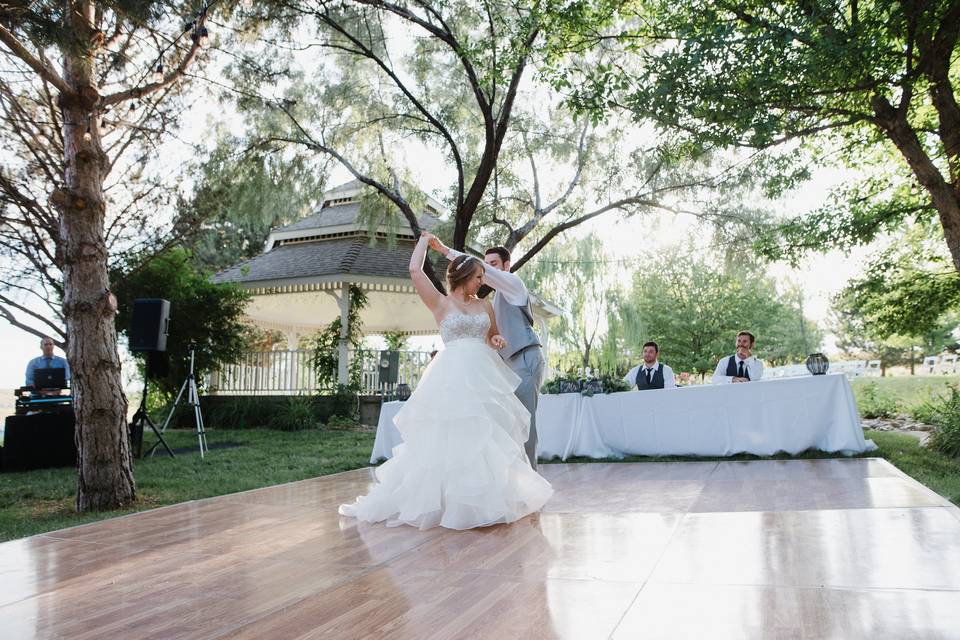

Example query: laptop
[34,367,67,389]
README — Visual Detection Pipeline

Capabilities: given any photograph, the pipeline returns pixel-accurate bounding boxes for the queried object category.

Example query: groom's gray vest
[492,292,541,358]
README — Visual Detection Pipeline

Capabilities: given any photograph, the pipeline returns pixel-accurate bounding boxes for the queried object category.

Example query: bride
[338,231,553,530]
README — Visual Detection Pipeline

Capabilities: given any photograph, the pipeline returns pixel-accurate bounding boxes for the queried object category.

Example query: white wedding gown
[339,311,553,530]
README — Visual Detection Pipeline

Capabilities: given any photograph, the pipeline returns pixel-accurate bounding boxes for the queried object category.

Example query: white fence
[206,349,434,396]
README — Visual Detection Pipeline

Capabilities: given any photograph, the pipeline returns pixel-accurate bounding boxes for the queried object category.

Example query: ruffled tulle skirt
[339,338,553,530]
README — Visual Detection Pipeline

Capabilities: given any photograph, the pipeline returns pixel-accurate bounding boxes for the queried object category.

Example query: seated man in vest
[623,341,676,390]
[24,335,71,394]
[713,331,764,384]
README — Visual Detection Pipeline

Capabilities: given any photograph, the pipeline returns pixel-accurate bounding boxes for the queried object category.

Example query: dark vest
[725,356,750,380]
[635,363,665,390]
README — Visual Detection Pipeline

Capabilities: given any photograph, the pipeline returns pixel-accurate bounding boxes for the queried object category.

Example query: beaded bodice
[439,311,490,343]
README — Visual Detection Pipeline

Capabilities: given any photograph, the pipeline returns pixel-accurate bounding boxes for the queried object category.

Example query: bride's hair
[446,255,484,292]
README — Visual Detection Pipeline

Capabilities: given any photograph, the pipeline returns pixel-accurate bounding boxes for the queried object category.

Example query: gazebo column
[338,282,350,385]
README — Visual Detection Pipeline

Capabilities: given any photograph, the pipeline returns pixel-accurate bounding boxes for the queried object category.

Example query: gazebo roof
[212,235,433,287]
[270,202,439,239]
[212,181,561,336]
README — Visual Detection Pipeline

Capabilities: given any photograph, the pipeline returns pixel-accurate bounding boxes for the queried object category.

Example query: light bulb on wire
[152,62,163,84]
[194,25,210,47]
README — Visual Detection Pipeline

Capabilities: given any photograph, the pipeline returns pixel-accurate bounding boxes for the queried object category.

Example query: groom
[428,236,544,469]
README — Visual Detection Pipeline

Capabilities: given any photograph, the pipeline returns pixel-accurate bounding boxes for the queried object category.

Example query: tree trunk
[57,7,135,511]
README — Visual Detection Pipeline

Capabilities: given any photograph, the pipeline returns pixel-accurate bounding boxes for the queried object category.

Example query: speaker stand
[135,378,174,459]
[149,345,208,459]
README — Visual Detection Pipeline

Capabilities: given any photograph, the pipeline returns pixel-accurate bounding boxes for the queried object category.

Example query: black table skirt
[3,411,77,472]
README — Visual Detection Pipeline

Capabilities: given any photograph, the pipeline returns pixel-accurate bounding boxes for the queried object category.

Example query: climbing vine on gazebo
[311,285,369,393]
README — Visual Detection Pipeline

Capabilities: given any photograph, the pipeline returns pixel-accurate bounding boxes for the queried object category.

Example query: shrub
[856,382,901,419]
[921,385,960,458]
[271,396,320,431]
[909,382,954,424]
[191,393,362,429]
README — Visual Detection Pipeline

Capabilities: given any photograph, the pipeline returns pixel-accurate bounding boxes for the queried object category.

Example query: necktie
[646,368,653,384]
[737,360,745,378]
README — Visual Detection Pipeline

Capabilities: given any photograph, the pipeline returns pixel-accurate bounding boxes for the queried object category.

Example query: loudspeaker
[378,350,400,385]
[130,298,170,352]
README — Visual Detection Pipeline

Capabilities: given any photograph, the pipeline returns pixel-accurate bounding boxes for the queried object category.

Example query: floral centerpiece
[541,371,631,396]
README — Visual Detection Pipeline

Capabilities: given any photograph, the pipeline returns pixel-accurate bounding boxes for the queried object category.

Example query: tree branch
[102,18,205,106]
[0,24,74,97]
[0,293,65,339]
[312,6,466,212]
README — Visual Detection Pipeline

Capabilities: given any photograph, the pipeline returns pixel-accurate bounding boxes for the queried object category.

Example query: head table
[370,373,876,463]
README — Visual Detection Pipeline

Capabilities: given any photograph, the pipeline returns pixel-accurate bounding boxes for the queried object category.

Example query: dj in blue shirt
[25,336,71,387]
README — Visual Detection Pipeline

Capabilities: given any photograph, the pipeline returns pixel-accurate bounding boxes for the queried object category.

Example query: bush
[188,394,362,430]
[921,385,960,458]
[330,385,360,420]
[856,382,901,419]
[270,396,320,431]
[910,399,942,425]
[909,382,954,424]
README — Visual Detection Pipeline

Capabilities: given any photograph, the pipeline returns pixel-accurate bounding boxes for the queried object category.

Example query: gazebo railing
[354,349,434,394]
[206,350,317,396]
[207,349,435,395]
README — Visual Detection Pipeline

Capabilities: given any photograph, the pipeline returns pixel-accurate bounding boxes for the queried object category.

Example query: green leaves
[112,247,255,398]
[566,0,960,270]
[622,247,822,373]
[836,221,960,341]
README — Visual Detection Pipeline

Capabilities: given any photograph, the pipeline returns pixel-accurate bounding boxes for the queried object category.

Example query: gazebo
[211,180,561,394]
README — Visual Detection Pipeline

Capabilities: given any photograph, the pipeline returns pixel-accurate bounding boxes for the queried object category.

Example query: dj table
[3,389,76,472]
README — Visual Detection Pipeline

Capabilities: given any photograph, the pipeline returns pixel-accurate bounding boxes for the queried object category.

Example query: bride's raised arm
[409,232,444,314]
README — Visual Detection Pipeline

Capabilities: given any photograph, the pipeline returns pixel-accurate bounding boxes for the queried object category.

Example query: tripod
[132,377,175,458]
[149,344,208,459]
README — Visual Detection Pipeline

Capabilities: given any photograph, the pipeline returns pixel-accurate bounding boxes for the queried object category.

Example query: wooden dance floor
[3,459,960,639]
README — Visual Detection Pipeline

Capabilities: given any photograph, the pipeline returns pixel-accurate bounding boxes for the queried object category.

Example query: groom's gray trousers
[504,345,546,470]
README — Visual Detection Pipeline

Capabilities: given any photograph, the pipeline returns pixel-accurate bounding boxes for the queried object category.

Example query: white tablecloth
[538,373,875,460]
[370,401,404,463]
[369,373,876,463]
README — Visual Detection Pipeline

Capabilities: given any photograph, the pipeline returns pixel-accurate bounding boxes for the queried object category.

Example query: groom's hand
[427,234,448,255]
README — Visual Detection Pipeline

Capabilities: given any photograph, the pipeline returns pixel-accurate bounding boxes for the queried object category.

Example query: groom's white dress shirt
[712,355,764,384]
[445,249,529,306]
[623,361,676,389]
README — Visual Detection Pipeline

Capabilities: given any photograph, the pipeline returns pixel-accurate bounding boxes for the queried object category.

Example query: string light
[142,1,220,93]
[242,0,253,8]
[193,25,210,47]
[82,117,92,142]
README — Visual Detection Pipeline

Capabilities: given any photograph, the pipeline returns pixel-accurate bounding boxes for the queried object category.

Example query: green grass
[867,430,960,504]
[850,375,960,414]
[0,428,375,542]
[3,426,959,543]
